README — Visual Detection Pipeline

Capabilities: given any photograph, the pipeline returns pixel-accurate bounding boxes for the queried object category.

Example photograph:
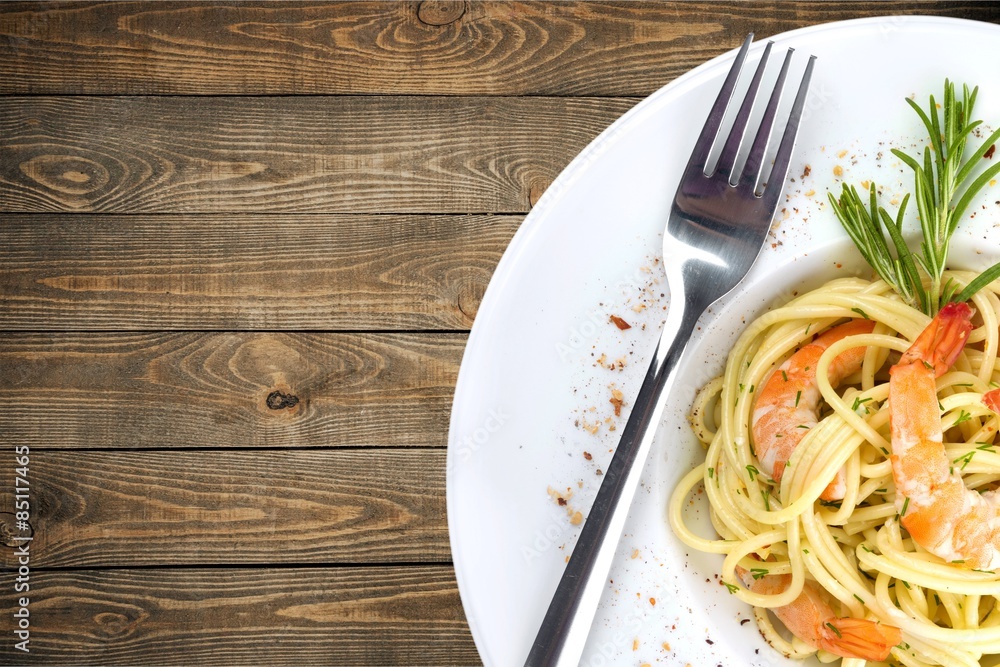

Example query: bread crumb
[570,511,583,525]
[610,388,625,417]
[833,165,844,177]
[838,149,849,158]
[632,638,639,651]
[631,548,640,559]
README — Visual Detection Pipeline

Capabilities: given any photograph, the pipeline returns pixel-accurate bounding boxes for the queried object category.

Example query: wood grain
[0,96,632,214]
[1,2,998,96]
[0,332,463,449]
[0,214,519,329]
[0,449,448,568]
[0,566,478,665]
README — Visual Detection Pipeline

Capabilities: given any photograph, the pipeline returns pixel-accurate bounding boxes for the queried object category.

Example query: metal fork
[524,34,815,667]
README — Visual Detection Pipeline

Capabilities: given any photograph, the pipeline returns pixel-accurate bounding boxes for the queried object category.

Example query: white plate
[448,16,1000,667]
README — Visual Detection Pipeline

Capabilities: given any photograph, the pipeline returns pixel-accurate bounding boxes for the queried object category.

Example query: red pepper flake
[986,144,996,159]
[557,497,567,506]
[583,451,592,461]
[609,315,631,330]
[649,597,656,606]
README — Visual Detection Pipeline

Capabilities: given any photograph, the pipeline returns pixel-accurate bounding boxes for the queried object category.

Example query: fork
[523,34,816,667]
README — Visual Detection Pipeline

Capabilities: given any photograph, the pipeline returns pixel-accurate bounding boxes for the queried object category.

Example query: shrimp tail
[897,301,974,375]
[818,617,901,661]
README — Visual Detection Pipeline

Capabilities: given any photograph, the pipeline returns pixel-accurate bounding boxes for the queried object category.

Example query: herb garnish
[829,80,1000,315]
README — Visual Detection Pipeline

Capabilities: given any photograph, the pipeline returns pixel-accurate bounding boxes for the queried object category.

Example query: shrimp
[735,565,901,660]
[753,319,876,500]
[889,301,1000,570]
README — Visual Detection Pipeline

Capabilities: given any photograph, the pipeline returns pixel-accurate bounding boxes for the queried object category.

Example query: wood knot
[457,281,485,324]
[20,154,110,195]
[528,179,549,208]
[266,391,300,410]
[94,611,143,639]
[417,0,466,26]
[0,512,33,548]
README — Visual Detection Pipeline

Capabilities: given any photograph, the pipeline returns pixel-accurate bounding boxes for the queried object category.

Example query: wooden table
[1,2,998,664]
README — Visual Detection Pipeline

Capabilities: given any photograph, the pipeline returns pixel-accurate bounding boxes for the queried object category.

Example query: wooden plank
[1,2,997,96]
[0,566,479,665]
[0,214,518,329]
[0,96,632,214]
[0,332,463,449]
[0,449,449,568]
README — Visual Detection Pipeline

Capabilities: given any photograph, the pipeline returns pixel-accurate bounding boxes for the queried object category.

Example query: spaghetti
[669,272,1000,667]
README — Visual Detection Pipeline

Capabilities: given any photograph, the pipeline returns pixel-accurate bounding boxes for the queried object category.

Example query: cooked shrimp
[735,565,901,660]
[753,318,876,500]
[890,301,1000,570]
[984,387,1000,414]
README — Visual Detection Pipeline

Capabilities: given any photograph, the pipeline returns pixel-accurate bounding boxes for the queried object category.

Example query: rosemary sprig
[829,80,1000,315]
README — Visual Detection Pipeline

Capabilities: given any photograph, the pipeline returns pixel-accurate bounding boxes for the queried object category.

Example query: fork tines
[690,34,816,204]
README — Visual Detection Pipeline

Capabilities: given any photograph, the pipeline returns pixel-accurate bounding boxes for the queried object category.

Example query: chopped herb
[723,582,739,594]
[953,450,976,470]
[825,622,842,638]
[853,593,865,604]
[901,497,910,516]
[707,467,714,479]
[750,568,769,580]
[746,464,759,481]
[781,370,788,382]
[795,390,802,407]
[851,307,871,320]
[955,409,973,425]
[761,490,771,511]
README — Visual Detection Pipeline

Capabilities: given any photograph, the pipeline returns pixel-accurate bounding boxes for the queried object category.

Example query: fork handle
[523,295,707,667]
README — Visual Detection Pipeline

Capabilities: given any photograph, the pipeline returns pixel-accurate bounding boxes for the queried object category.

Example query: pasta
[668,272,1000,667]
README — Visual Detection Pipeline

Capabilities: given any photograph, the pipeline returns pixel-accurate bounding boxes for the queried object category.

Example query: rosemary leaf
[830,79,1000,315]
